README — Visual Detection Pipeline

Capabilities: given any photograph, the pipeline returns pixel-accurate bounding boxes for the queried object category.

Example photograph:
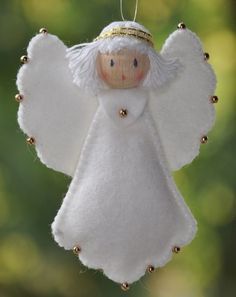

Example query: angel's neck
[98,87,147,99]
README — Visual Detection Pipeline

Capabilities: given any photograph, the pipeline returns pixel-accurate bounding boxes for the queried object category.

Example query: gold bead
[26,137,35,145]
[121,282,130,291]
[201,136,208,144]
[73,245,81,255]
[177,22,186,29]
[172,246,181,254]
[119,108,128,118]
[204,52,210,61]
[39,28,48,34]
[20,55,29,64]
[211,95,219,103]
[15,94,24,102]
[147,265,155,273]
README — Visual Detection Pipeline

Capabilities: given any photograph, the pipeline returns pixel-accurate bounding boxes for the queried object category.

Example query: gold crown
[94,27,154,47]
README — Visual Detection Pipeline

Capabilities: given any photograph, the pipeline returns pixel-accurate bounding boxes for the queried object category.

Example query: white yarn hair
[66,21,180,93]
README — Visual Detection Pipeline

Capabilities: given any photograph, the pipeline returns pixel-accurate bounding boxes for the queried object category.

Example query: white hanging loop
[120,0,139,22]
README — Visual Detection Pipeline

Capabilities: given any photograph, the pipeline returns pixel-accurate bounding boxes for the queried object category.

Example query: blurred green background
[0,0,235,296]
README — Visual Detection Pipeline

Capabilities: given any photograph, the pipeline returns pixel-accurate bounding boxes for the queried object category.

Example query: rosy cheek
[101,70,109,81]
[136,71,144,81]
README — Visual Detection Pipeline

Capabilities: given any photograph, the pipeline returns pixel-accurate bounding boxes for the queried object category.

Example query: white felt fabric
[98,88,148,127]
[17,34,98,176]
[52,89,197,284]
[149,29,216,171]
[16,27,217,285]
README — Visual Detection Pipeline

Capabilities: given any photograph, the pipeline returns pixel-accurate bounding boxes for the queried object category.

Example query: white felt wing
[148,28,216,171]
[17,33,98,177]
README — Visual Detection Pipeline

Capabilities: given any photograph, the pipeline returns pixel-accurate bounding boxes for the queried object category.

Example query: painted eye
[133,58,138,67]
[110,59,114,67]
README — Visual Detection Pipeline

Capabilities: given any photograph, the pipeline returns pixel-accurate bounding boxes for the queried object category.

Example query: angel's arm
[17,31,98,176]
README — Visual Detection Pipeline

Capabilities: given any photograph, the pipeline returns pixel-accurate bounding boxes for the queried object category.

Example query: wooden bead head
[97,49,150,89]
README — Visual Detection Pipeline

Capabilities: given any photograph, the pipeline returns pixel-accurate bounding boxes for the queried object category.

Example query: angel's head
[67,21,179,93]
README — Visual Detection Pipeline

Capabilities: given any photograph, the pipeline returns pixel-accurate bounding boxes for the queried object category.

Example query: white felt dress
[51,88,197,284]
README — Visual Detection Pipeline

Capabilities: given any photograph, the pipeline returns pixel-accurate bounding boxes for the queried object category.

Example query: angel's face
[97,49,150,89]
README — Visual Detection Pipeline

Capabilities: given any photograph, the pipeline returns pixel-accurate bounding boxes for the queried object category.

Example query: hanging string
[120,0,139,22]
[133,0,139,21]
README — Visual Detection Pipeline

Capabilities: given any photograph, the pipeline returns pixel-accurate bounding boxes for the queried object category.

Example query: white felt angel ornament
[16,21,217,289]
